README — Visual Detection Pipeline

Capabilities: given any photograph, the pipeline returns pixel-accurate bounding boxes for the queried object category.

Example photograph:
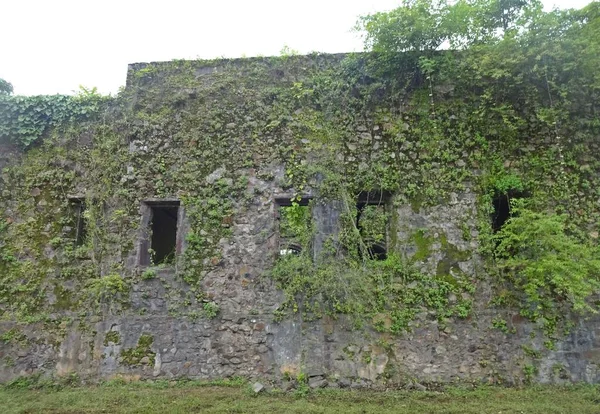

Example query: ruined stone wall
[1,54,600,387]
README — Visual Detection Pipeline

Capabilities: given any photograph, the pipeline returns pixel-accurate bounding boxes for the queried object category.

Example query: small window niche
[69,197,87,246]
[357,191,390,261]
[491,190,526,233]
[276,197,312,257]
[140,201,180,266]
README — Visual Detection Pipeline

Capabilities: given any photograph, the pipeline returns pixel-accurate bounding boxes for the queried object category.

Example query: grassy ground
[1,379,599,414]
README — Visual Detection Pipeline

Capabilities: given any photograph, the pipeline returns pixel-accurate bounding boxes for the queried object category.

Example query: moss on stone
[436,233,472,279]
[410,229,434,262]
[103,331,121,346]
[409,194,425,213]
[53,285,75,311]
[120,334,155,366]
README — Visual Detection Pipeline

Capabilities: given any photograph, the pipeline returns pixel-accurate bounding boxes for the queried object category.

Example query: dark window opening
[366,242,387,261]
[356,191,390,261]
[69,198,87,246]
[357,190,391,206]
[492,191,525,232]
[150,205,178,265]
[139,202,180,267]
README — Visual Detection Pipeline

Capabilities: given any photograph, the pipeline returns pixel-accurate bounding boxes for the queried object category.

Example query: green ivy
[0,1,599,351]
[0,89,110,148]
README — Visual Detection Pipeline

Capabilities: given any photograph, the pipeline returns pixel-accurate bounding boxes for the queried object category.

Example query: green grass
[1,380,600,413]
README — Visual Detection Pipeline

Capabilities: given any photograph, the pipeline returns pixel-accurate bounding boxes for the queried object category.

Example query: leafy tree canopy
[358,0,598,52]
[0,78,13,96]
[356,0,600,140]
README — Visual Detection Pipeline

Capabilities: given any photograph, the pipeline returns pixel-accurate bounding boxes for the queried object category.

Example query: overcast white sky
[0,0,593,96]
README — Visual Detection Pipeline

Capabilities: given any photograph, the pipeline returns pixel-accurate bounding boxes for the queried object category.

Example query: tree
[0,78,13,95]
[357,0,543,52]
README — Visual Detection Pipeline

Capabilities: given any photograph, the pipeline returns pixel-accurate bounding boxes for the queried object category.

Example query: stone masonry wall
[3,184,600,386]
[1,54,600,387]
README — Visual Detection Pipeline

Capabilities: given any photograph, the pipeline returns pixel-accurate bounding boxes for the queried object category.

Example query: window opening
[151,204,178,264]
[69,198,87,246]
[366,242,387,261]
[492,190,525,232]
[141,201,180,266]
[276,198,312,257]
[356,191,390,261]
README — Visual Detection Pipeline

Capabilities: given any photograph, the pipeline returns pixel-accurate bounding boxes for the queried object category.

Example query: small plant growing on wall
[203,302,220,318]
[141,268,157,280]
[84,274,129,306]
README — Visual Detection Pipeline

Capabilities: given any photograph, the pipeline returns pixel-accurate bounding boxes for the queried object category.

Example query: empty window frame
[356,191,390,261]
[276,197,312,257]
[69,197,87,246]
[491,190,526,233]
[140,201,180,266]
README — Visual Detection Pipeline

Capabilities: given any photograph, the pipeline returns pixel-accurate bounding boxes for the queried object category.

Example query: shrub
[494,200,600,324]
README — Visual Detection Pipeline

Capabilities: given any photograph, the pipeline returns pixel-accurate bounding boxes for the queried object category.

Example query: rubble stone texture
[1,54,600,387]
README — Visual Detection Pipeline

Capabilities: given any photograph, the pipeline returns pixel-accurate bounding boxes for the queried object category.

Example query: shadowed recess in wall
[150,205,178,265]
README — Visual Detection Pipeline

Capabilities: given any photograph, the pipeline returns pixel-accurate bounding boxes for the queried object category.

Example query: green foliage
[1,328,27,345]
[522,345,541,359]
[280,45,300,57]
[203,302,220,319]
[487,172,524,196]
[1,372,81,391]
[103,331,121,346]
[279,202,312,244]
[0,78,13,95]
[120,334,155,366]
[85,274,129,304]
[180,177,239,288]
[294,372,310,397]
[358,0,539,52]
[358,0,448,52]
[358,205,387,246]
[271,252,473,333]
[523,364,538,383]
[491,317,512,333]
[141,268,157,280]
[0,91,110,148]
[494,200,600,324]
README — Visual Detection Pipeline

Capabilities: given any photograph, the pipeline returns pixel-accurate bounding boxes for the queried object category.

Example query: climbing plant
[0,1,598,347]
[0,87,110,148]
